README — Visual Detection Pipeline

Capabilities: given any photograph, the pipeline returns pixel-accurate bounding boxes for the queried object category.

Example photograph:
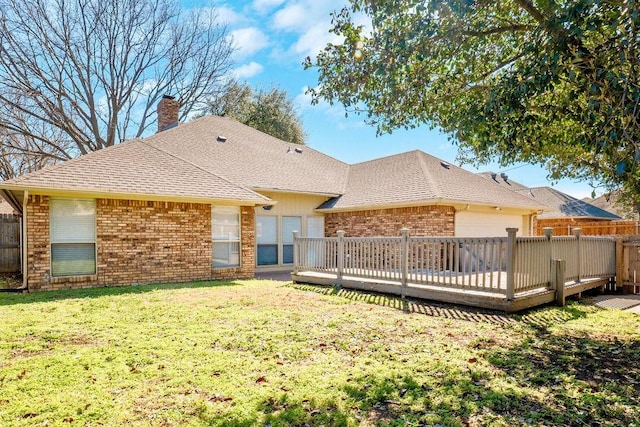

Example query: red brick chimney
[157,95,180,132]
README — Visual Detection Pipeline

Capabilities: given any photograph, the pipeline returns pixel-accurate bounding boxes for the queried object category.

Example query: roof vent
[440,161,450,169]
[491,172,497,180]
[217,135,227,143]
[500,172,508,182]
[294,147,303,154]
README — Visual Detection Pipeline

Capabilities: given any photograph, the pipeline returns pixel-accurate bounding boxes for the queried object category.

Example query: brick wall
[324,206,455,237]
[25,195,255,291]
[25,195,50,290]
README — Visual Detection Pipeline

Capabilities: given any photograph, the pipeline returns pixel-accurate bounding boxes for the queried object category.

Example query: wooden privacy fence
[292,227,616,312]
[0,213,20,273]
[535,220,639,236]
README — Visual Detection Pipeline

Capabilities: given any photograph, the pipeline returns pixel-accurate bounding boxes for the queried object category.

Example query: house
[480,172,621,234]
[0,98,546,291]
[583,190,639,221]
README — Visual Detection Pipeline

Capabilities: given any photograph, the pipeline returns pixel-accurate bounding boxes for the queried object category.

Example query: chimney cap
[162,94,176,100]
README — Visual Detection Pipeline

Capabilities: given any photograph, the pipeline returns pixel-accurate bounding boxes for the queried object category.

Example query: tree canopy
[205,80,306,144]
[305,0,640,200]
[0,0,233,178]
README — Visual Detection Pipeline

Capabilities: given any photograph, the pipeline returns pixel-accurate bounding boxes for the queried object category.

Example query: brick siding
[25,195,255,291]
[324,206,455,237]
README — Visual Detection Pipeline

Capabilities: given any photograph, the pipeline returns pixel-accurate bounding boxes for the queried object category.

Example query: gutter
[20,190,27,291]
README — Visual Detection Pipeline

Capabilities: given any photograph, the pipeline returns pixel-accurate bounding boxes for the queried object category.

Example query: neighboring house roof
[515,187,621,220]
[317,151,546,211]
[148,115,349,196]
[0,136,270,205]
[478,171,529,191]
[583,191,639,220]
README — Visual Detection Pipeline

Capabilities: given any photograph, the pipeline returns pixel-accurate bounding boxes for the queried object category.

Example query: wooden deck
[292,230,617,312]
[291,270,611,312]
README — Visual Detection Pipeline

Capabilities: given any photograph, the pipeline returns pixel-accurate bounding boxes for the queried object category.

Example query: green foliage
[0,280,639,426]
[306,0,640,199]
[206,80,306,144]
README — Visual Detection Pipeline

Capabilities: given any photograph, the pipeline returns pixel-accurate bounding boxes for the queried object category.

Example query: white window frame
[212,206,241,269]
[49,198,97,277]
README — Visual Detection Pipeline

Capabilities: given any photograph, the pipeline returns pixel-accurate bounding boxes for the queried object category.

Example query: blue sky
[187,0,597,199]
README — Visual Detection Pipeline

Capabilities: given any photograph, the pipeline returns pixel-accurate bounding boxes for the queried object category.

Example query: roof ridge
[138,139,270,201]
[415,151,442,199]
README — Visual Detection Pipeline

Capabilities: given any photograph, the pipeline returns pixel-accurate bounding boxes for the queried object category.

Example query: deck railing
[293,227,616,299]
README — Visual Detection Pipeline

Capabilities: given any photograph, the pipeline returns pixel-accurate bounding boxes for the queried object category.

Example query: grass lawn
[0,280,639,426]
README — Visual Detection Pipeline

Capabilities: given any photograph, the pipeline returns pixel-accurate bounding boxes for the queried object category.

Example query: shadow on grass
[0,280,241,306]
[291,283,586,326]
[484,328,640,425]
[290,283,605,328]
[196,361,640,426]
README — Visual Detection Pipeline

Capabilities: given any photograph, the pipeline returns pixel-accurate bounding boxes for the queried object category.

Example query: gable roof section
[0,138,269,204]
[583,191,639,220]
[147,115,349,196]
[515,187,621,220]
[318,150,546,211]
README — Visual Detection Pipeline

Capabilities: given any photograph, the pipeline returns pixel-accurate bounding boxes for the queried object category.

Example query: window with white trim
[212,206,241,268]
[50,198,96,277]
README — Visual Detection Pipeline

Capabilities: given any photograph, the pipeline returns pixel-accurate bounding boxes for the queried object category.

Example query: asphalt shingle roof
[1,136,269,203]
[515,187,621,220]
[478,171,529,191]
[318,151,546,211]
[146,115,349,196]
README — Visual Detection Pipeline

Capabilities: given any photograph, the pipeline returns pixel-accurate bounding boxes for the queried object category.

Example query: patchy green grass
[0,280,638,426]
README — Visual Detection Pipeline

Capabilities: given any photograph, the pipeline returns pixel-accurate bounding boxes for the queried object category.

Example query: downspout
[21,190,28,290]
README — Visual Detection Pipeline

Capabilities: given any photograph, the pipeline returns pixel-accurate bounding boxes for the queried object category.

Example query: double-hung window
[50,198,96,277]
[212,206,241,268]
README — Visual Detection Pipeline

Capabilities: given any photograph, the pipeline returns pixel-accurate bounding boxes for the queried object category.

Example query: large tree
[0,0,233,168]
[206,80,306,144]
[306,1,640,199]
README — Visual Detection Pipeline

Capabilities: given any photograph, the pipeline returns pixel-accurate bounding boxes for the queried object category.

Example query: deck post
[292,231,299,275]
[615,237,624,291]
[553,259,567,306]
[505,228,518,301]
[337,230,345,281]
[400,228,410,305]
[543,227,553,285]
[573,228,582,283]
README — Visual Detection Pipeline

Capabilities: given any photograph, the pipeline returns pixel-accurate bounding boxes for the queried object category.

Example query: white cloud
[291,22,342,58]
[229,27,269,58]
[233,61,265,79]
[272,3,307,31]
[253,0,286,14]
[216,5,245,25]
[269,2,368,60]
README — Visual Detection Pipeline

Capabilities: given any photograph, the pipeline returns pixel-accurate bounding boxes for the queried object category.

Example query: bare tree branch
[0,0,233,177]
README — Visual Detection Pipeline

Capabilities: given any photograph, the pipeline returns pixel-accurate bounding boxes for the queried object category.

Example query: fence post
[337,230,345,281]
[506,227,518,300]
[292,231,299,275]
[573,228,582,283]
[400,228,410,303]
[552,259,567,306]
[615,237,624,291]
